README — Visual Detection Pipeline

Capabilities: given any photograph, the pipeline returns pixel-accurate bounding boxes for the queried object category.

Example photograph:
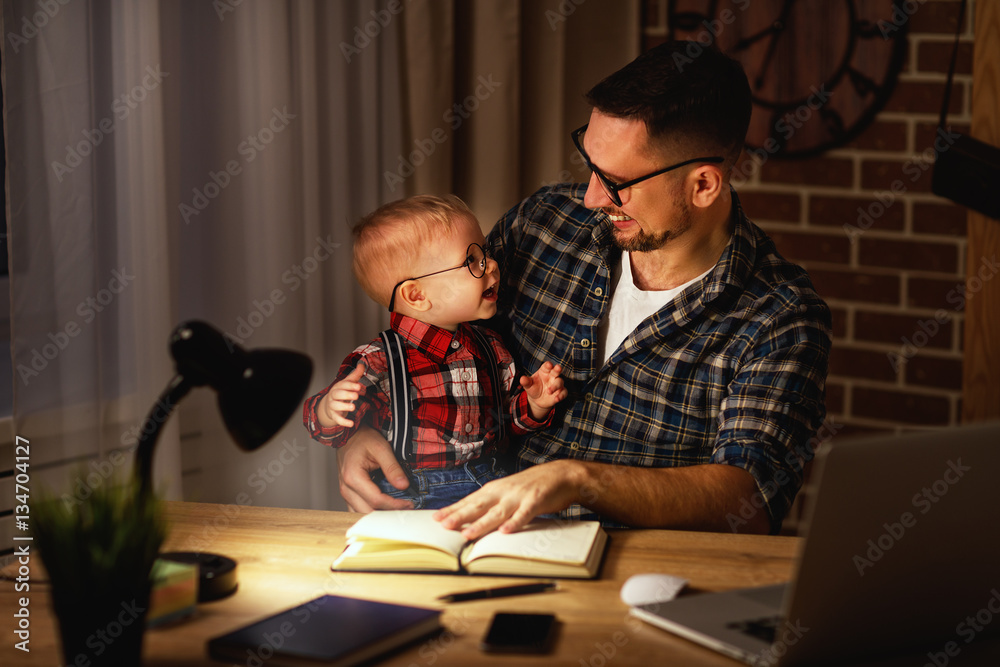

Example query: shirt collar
[389,312,478,363]
[582,184,756,304]
[701,188,757,303]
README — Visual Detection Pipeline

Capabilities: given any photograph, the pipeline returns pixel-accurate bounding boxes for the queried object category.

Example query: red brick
[810,195,905,232]
[909,1,966,35]
[851,387,951,425]
[907,275,966,309]
[915,122,971,153]
[854,310,954,350]
[905,355,963,390]
[859,238,960,273]
[759,157,853,188]
[829,306,849,339]
[846,120,908,152]
[808,269,900,305]
[893,313,955,356]
[861,158,934,193]
[829,346,898,383]
[766,231,851,265]
[912,201,968,236]
[883,80,963,115]
[917,41,973,75]
[738,191,801,223]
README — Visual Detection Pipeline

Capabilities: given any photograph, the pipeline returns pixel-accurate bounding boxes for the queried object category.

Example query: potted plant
[32,476,166,666]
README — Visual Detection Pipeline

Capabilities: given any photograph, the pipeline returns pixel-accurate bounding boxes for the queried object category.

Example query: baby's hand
[318,362,366,428]
[520,362,568,421]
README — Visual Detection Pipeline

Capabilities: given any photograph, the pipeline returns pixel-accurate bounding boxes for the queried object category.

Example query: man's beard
[610,199,693,253]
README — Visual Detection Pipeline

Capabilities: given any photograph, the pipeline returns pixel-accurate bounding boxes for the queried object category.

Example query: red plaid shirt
[303,314,551,468]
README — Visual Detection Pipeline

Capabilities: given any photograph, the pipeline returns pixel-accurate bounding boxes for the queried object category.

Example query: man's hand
[336,426,414,512]
[520,362,568,421]
[433,459,772,538]
[433,460,581,540]
[318,363,366,428]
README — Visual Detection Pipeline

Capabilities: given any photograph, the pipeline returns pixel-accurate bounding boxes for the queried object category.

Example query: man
[336,41,831,540]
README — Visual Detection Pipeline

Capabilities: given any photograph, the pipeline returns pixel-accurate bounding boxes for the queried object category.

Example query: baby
[304,195,566,509]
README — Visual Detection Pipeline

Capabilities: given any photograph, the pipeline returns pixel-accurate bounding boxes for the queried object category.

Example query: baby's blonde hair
[352,194,477,308]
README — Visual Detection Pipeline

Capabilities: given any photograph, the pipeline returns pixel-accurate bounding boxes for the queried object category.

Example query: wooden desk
[2,501,798,666]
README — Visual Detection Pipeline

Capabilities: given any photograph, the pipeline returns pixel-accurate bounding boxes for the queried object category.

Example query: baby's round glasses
[388,243,489,313]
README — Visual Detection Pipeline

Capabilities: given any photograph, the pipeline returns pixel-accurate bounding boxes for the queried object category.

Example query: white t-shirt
[598,252,712,365]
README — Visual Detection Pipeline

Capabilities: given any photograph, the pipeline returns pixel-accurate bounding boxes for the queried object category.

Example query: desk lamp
[134,320,313,600]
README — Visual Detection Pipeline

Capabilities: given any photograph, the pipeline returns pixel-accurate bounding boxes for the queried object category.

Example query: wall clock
[667,0,909,159]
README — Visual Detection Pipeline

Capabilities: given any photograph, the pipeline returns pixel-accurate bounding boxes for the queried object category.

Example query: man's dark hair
[585,41,751,166]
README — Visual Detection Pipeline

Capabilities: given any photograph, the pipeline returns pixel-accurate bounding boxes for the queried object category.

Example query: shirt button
[461,371,471,381]
[570,442,581,450]
[585,393,594,401]
[450,340,460,349]
[465,423,473,433]
[580,338,591,348]
[595,287,603,297]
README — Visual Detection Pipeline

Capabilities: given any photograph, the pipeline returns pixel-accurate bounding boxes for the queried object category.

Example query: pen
[437,581,559,603]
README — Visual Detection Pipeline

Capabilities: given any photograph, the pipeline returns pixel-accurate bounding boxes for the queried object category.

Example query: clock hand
[733,23,778,52]
[754,0,795,89]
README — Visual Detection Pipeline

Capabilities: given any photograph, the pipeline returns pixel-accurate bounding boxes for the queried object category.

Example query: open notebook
[332,510,608,578]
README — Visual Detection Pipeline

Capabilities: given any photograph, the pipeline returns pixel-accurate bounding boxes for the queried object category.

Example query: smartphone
[480,612,558,653]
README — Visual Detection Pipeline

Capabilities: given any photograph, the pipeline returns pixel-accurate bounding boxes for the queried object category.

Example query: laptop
[630,421,1000,666]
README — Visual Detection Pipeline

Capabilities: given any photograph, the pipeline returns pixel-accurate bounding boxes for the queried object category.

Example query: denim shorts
[372,456,509,510]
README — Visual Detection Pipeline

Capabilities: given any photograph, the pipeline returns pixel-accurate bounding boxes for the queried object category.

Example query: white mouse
[619,573,688,607]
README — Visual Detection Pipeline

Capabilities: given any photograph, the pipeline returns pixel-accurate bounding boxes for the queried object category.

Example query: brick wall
[642,0,973,440]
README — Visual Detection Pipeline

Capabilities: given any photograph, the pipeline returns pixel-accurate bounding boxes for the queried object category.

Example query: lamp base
[159,551,238,602]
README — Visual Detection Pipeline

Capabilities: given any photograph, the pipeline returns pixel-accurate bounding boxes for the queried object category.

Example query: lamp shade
[136,321,313,499]
[168,321,313,451]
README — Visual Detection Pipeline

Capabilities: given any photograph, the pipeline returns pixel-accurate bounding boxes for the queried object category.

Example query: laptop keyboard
[726,616,781,643]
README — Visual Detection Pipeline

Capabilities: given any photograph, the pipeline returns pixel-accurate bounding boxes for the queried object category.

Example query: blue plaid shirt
[486,184,831,531]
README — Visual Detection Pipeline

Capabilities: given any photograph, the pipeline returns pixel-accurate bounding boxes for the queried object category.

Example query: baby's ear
[397,280,431,312]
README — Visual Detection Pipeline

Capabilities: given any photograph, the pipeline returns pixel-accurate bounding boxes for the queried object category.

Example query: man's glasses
[388,243,489,313]
[571,124,724,207]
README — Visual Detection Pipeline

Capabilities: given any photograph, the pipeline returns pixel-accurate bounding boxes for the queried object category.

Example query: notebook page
[464,520,601,565]
[346,510,468,556]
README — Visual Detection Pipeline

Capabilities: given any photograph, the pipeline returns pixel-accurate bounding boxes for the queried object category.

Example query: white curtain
[3,0,637,513]
[5,1,188,499]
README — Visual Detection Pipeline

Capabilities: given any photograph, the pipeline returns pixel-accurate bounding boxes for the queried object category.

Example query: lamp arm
[135,373,196,498]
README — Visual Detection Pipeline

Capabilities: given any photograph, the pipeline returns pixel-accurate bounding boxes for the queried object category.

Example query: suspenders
[378,327,506,463]
[469,327,507,447]
[379,330,413,462]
